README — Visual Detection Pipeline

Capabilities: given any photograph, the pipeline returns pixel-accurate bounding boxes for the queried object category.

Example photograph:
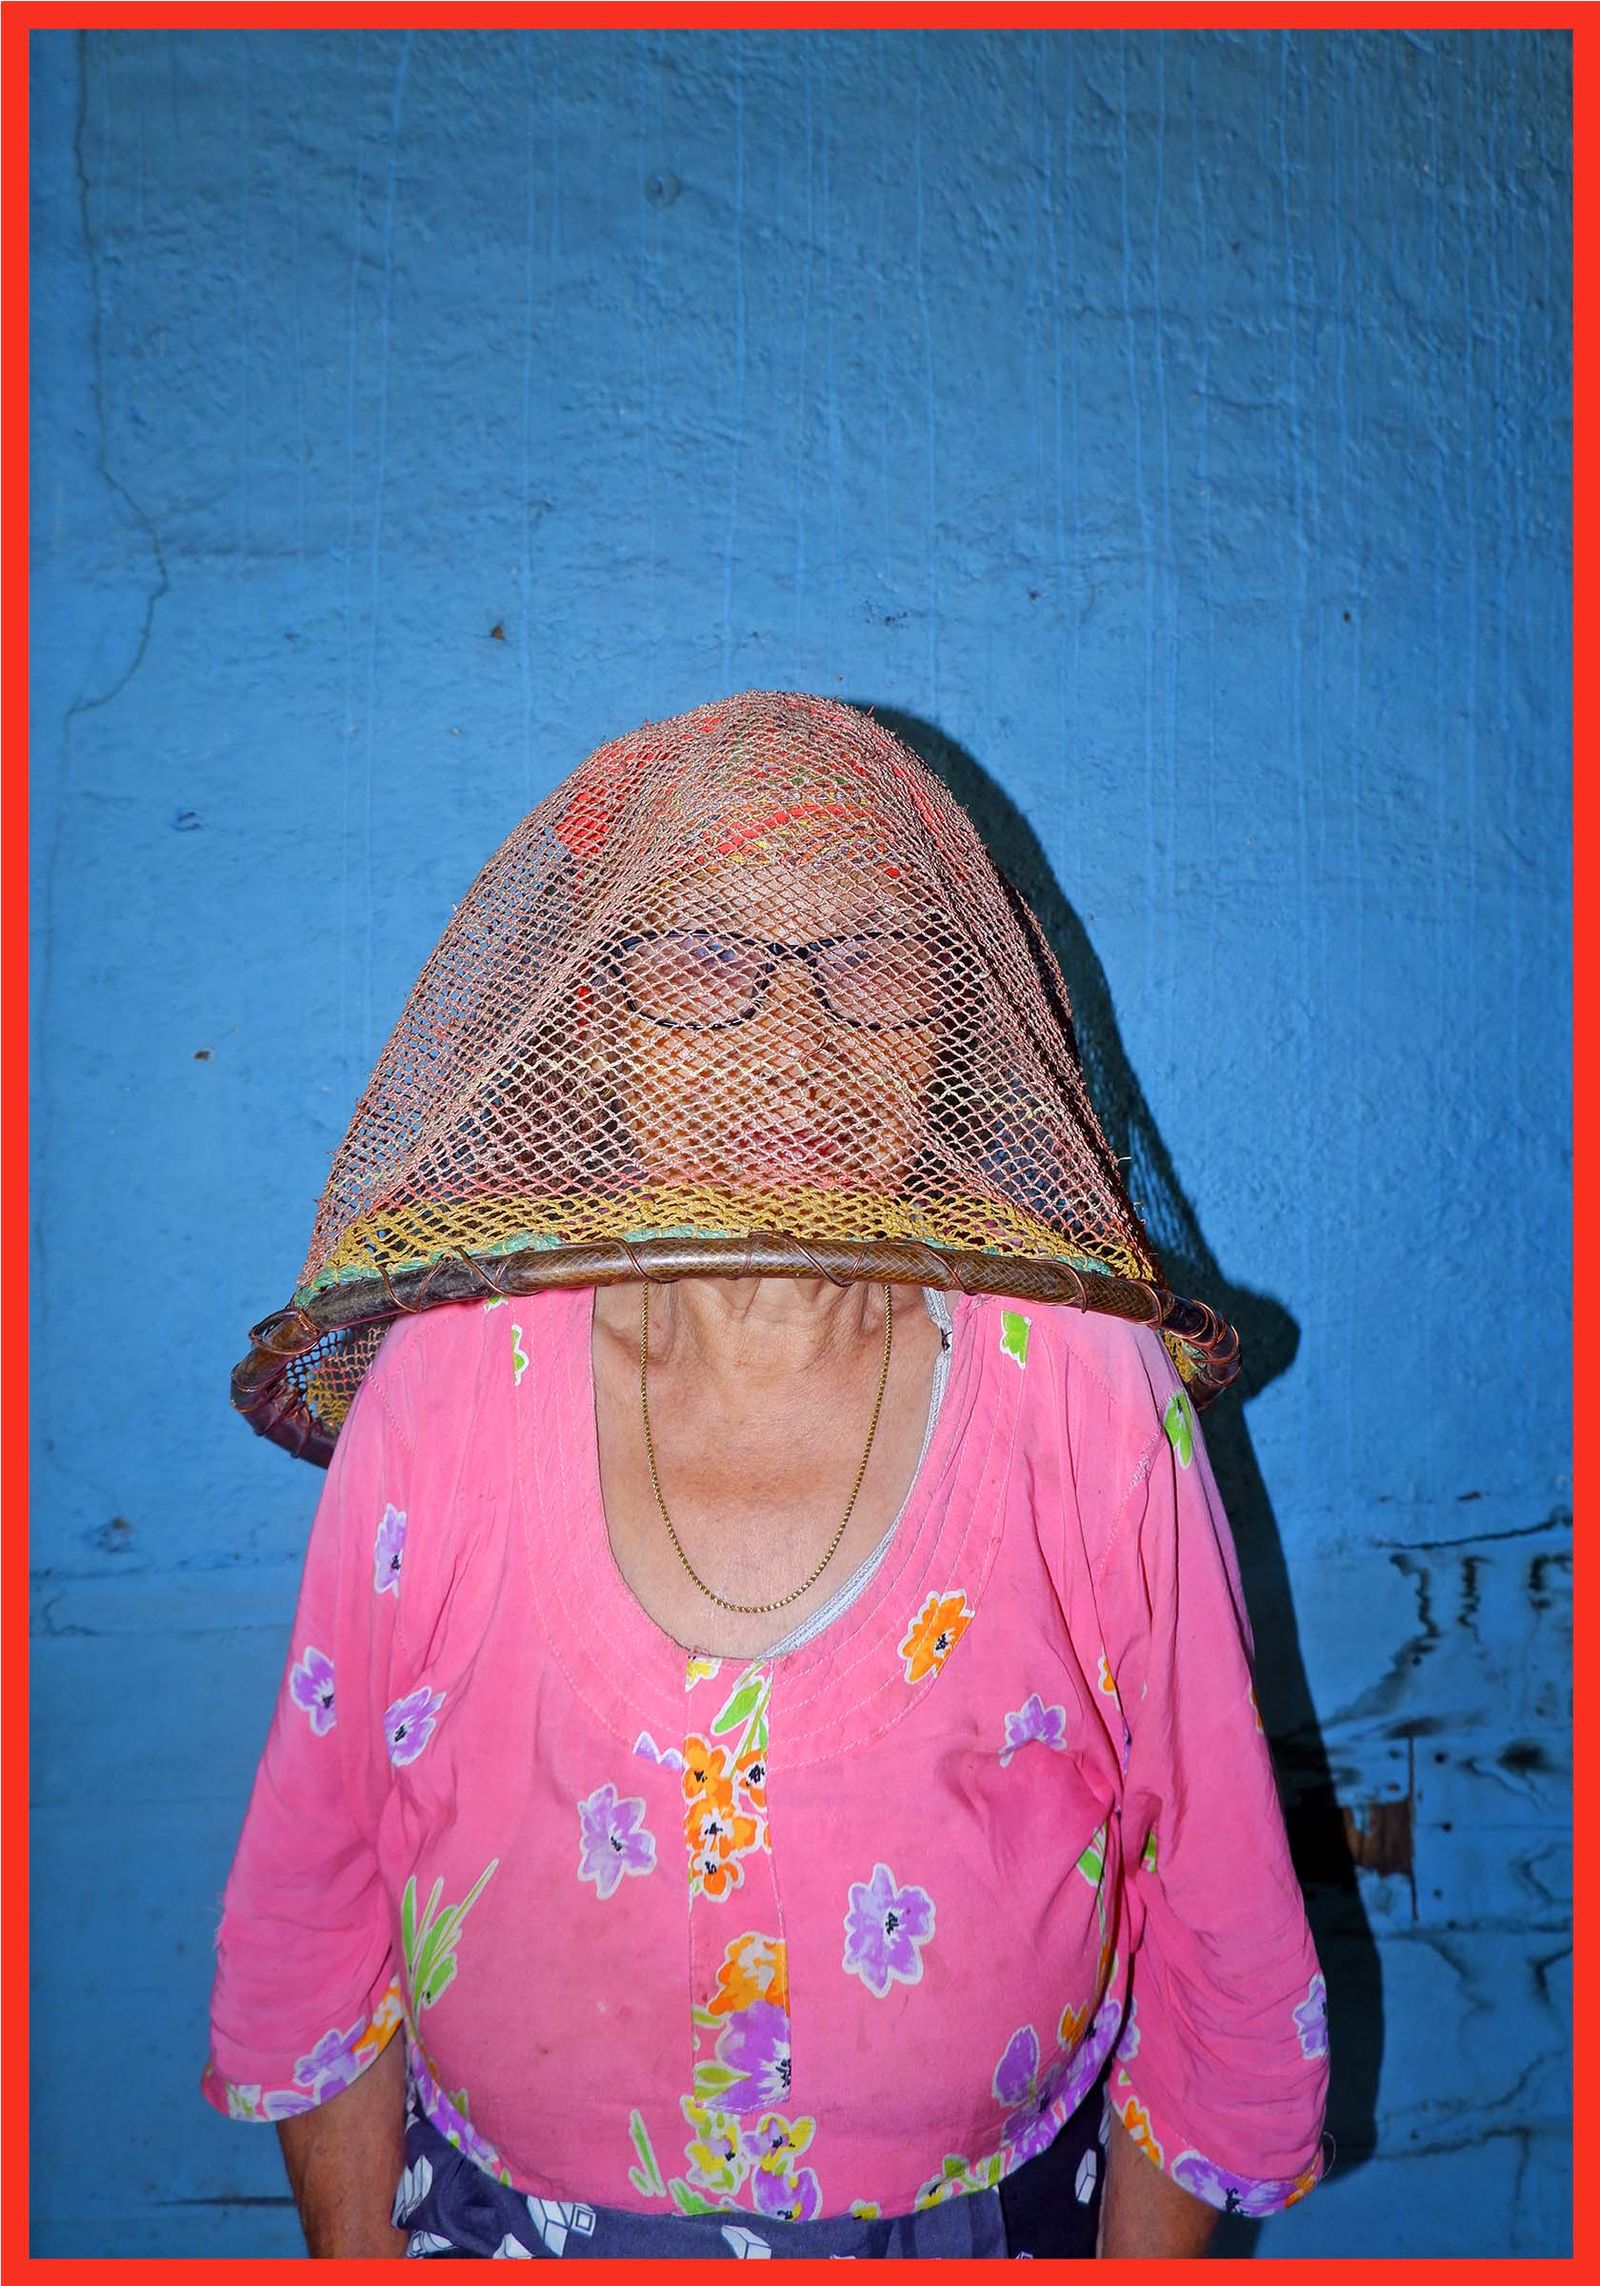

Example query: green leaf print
[401,1858,500,2013]
[712,1669,768,1737]
[711,1661,772,1766]
[627,2110,666,2200]
[1163,1389,1194,1467]
[916,2152,1001,2210]
[668,2179,720,2216]
[691,2059,742,2103]
[1076,1823,1107,1887]
[1141,1826,1159,1874]
[511,1325,530,1387]
[999,1310,1032,1368]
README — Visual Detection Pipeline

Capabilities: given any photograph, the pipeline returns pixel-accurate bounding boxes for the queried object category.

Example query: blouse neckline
[761,1287,954,1658]
[520,1283,1017,1761]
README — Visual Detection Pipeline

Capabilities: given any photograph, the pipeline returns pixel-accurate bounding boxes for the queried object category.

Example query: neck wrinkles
[638,1274,891,1390]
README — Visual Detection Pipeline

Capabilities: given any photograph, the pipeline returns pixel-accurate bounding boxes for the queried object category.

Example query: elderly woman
[205,695,1328,2259]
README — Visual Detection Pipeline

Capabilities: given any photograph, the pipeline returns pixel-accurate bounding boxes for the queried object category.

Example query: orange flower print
[734,1742,768,1816]
[708,1932,789,2018]
[688,1736,767,1830]
[686,1730,766,1812]
[1283,2163,1321,2208]
[345,1977,406,2080]
[684,1740,762,1898]
[1097,1650,1132,1771]
[693,1849,750,1902]
[683,1740,736,1814]
[898,1590,974,1685]
[1056,1998,1090,2048]
[1113,2091,1165,2170]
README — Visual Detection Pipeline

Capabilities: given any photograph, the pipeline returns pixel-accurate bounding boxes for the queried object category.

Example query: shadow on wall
[869,707,1381,2253]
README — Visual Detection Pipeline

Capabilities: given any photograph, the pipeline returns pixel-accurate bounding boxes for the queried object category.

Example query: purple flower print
[1051,1992,1124,2120]
[1115,1995,1141,2061]
[576,1783,657,1900]
[409,2037,509,2180]
[1292,1972,1328,2061]
[751,2164,823,2222]
[993,2025,1041,2107]
[991,2023,1075,2168]
[385,1685,446,1768]
[1169,2150,1309,2218]
[288,1645,336,1735]
[373,1504,408,1596]
[1005,2084,1070,2168]
[842,1863,935,1997]
[740,2113,812,2173]
[293,2019,367,2100]
[632,1729,686,1773]
[717,2001,793,2109]
[223,2080,317,2122]
[430,2090,504,2178]
[999,1694,1068,1768]
[739,2113,825,2226]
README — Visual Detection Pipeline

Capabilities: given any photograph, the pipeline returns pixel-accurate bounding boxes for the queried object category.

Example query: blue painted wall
[30,26,1570,2258]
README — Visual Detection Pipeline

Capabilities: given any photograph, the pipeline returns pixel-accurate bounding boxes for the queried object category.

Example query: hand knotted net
[235,692,1238,1462]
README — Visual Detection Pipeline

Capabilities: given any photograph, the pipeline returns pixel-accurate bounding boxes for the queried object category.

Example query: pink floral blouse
[203,1285,1329,2226]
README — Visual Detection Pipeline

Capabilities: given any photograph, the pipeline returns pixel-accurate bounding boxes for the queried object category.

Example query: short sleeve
[201,1332,415,2123]
[1097,1339,1330,2217]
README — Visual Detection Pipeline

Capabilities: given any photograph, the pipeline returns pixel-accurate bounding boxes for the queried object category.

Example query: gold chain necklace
[639,1283,894,1615]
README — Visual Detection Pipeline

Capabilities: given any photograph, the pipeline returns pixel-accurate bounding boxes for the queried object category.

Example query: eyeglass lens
[617,932,940,1029]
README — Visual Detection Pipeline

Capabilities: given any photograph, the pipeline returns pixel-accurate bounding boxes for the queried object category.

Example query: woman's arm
[1099,2113,1219,2259]
[275,2029,409,2258]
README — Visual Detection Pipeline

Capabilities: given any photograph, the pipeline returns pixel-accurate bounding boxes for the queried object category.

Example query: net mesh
[235,693,1238,1462]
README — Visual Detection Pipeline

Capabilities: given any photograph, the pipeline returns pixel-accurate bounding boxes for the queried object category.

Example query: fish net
[235,692,1238,1462]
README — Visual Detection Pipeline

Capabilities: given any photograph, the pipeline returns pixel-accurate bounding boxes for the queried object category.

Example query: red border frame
[3,3,1579,2278]
[0,3,1588,27]
[1570,8,1585,2278]
[4,8,32,2284]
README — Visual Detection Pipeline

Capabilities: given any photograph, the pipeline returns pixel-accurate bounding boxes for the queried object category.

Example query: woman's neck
[601,1275,889,1394]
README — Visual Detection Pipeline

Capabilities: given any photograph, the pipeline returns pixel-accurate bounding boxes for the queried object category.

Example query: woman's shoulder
[969,1295,1199,1588]
[360,1284,589,1425]
[966,1286,1182,1437]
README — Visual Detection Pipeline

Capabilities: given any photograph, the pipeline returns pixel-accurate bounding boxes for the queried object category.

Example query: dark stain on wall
[1342,1796,1414,1879]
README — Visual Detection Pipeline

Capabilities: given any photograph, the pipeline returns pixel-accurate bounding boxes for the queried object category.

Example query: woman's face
[591,853,948,1197]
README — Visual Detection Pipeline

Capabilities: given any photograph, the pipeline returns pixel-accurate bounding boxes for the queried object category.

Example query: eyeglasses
[603,929,947,1032]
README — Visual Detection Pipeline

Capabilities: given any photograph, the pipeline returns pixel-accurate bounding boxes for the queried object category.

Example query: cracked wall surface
[29,25,1570,2259]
